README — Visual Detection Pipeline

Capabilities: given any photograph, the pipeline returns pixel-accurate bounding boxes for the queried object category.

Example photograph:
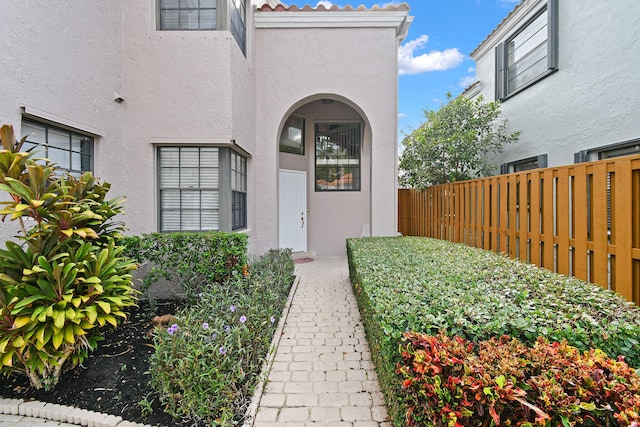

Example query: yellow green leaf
[86,306,97,324]
[71,297,82,308]
[52,332,63,349]
[53,310,65,329]
[0,339,9,353]
[2,351,13,367]
[12,336,25,347]
[63,326,75,344]
[12,316,31,329]
[65,307,76,320]
[105,315,118,327]
[96,301,111,314]
[60,229,73,237]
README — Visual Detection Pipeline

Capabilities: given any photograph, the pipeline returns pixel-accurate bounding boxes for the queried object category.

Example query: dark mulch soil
[0,300,186,427]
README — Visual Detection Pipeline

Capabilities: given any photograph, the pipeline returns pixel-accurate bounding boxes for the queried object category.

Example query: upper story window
[21,119,94,177]
[157,0,246,54]
[495,0,558,100]
[230,0,247,53]
[159,0,217,31]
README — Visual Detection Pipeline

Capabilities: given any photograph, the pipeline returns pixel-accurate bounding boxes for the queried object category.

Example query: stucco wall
[254,25,400,255]
[121,1,252,235]
[474,0,640,168]
[0,0,124,243]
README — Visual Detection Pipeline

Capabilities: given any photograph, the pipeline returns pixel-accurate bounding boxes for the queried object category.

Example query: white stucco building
[0,1,412,255]
[466,0,640,173]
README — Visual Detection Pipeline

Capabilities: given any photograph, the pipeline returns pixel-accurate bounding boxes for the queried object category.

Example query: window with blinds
[495,0,557,100]
[21,119,93,176]
[158,146,220,232]
[315,123,361,192]
[231,151,246,230]
[158,0,217,31]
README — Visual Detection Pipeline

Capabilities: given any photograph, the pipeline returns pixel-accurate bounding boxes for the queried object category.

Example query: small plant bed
[0,299,182,426]
[347,236,640,425]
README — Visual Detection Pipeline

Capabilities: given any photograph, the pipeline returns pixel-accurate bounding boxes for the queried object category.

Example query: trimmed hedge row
[122,232,248,299]
[346,236,640,425]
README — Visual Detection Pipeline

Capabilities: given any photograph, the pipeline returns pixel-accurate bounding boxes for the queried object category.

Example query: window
[231,152,246,230]
[159,0,217,31]
[230,0,247,54]
[315,123,361,191]
[158,146,247,232]
[159,146,220,232]
[495,0,558,100]
[279,115,305,155]
[500,154,548,174]
[21,119,93,176]
[575,138,640,163]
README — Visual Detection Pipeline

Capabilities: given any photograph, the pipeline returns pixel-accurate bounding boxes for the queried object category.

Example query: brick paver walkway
[254,256,391,427]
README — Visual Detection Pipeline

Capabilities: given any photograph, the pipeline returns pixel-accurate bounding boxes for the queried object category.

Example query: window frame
[20,118,94,176]
[495,0,558,101]
[279,114,306,155]
[157,145,248,233]
[574,138,640,163]
[500,154,548,174]
[157,0,218,31]
[314,122,362,192]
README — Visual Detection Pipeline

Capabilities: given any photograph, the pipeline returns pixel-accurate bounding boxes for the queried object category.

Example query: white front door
[279,170,307,252]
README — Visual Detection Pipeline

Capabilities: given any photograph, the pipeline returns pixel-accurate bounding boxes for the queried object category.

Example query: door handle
[301,211,304,228]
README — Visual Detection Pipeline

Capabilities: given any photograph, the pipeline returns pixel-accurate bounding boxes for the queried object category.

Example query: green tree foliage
[399,93,520,188]
[0,124,137,390]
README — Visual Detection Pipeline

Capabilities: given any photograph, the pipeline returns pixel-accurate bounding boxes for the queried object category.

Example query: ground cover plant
[398,332,640,426]
[139,244,295,426]
[346,236,640,425]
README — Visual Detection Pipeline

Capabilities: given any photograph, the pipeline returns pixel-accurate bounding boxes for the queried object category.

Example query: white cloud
[315,1,335,7]
[467,66,475,73]
[398,35,465,76]
[398,112,407,118]
[459,75,476,88]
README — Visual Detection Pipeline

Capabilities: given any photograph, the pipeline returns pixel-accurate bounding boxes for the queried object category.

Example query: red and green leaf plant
[397,331,640,426]
[0,124,137,390]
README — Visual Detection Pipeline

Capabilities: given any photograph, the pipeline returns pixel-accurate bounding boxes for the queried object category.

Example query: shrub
[346,236,640,424]
[122,231,248,299]
[149,249,294,425]
[398,332,640,426]
[0,124,136,390]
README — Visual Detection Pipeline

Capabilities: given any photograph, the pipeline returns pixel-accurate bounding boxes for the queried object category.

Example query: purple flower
[270,316,276,324]
[224,325,231,334]
[211,333,217,341]
[239,315,247,324]
[167,324,178,335]
[202,322,209,330]
[230,305,236,313]
[219,346,227,355]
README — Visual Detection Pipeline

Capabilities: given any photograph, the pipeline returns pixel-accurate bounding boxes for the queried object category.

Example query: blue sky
[285,0,520,139]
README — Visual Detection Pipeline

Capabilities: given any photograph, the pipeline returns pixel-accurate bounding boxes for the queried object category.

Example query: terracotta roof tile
[257,2,410,12]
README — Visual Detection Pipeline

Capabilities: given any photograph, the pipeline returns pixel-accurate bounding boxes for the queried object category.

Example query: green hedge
[347,236,640,425]
[122,232,248,299]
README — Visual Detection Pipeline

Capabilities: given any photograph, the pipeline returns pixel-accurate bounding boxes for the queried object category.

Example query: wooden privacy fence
[398,155,640,305]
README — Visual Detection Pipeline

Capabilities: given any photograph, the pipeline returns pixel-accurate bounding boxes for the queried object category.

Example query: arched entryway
[277,96,372,256]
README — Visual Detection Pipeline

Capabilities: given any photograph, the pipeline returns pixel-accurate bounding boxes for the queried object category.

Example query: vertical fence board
[557,169,570,275]
[530,171,541,266]
[573,166,589,281]
[614,159,633,300]
[541,170,555,270]
[499,177,508,253]
[591,164,609,289]
[519,174,528,261]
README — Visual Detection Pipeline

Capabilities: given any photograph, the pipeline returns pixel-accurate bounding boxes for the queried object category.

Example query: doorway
[279,169,307,252]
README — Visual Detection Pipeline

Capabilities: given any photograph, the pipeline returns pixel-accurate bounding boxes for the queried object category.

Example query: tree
[399,93,520,189]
